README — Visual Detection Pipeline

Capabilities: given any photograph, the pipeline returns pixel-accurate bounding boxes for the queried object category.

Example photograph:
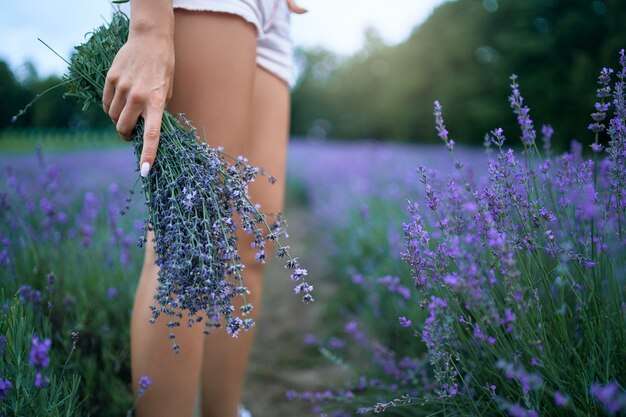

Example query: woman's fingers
[102,72,116,113]
[139,100,164,177]
[107,88,127,126]
[116,98,144,141]
[286,0,307,14]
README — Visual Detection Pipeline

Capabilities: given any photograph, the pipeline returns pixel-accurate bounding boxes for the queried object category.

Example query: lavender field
[2,53,626,416]
[0,138,479,416]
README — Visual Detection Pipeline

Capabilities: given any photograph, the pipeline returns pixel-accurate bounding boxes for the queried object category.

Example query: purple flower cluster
[0,338,10,401]
[18,285,42,305]
[0,378,12,401]
[496,360,543,395]
[591,382,626,414]
[505,403,539,417]
[29,336,51,388]
[0,335,6,357]
[508,75,537,146]
[605,50,626,237]
[396,50,626,414]
[1,150,138,272]
[286,51,623,416]
[434,100,455,151]
[133,122,311,350]
[136,375,152,398]
[376,275,411,300]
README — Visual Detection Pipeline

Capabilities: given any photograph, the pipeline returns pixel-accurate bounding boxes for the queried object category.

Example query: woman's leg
[130,10,258,417]
[198,66,290,417]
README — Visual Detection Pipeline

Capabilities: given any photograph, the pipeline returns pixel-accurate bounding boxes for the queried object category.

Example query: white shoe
[238,404,252,417]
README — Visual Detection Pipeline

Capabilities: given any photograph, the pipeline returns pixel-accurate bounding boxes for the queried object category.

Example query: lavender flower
[509,75,537,146]
[34,372,50,388]
[398,316,412,327]
[377,276,411,300]
[18,285,42,305]
[0,378,12,401]
[591,382,626,414]
[554,390,569,406]
[29,336,51,370]
[496,360,543,395]
[0,335,6,356]
[433,100,455,151]
[137,375,152,398]
[506,403,538,417]
[136,125,311,344]
[541,124,554,153]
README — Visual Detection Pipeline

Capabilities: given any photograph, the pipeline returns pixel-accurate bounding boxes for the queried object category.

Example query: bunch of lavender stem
[60,11,312,351]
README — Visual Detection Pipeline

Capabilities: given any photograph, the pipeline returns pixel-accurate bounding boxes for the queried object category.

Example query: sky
[0,0,448,78]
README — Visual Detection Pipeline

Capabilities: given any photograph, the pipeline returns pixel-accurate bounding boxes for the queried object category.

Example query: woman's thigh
[167,9,290,253]
[246,66,290,221]
[167,9,258,151]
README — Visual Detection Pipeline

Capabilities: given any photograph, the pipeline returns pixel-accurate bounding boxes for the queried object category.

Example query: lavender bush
[291,51,626,416]
[0,299,82,416]
[1,149,144,415]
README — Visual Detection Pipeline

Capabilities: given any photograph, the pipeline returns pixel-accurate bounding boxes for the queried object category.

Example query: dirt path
[241,205,337,417]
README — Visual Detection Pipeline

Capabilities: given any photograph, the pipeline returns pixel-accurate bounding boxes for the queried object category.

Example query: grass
[0,128,123,154]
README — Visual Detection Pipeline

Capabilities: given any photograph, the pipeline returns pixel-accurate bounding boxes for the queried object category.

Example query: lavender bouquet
[61,11,312,351]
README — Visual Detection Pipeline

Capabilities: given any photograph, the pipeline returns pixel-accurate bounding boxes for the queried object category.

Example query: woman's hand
[102,25,174,177]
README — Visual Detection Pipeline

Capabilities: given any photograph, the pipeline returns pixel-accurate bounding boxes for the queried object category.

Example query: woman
[102,1,305,416]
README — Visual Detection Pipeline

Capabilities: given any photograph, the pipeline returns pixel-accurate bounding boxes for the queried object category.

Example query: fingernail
[140,162,150,178]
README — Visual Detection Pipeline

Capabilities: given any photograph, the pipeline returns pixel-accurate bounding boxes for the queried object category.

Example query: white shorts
[119,0,294,86]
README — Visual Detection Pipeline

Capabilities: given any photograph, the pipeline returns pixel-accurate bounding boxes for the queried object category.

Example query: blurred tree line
[291,0,625,148]
[0,61,109,130]
[2,0,624,148]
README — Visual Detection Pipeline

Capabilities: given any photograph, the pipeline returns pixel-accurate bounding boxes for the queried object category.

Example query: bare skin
[104,5,291,417]
[102,0,174,174]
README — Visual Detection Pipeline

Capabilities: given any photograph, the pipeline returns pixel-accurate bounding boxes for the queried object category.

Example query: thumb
[139,106,163,178]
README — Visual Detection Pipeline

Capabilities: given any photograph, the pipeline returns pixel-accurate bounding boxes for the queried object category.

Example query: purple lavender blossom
[136,375,152,398]
[591,382,626,414]
[18,285,42,305]
[541,124,554,153]
[131,122,313,349]
[509,75,537,146]
[29,336,52,370]
[377,276,411,300]
[0,378,12,401]
[507,403,539,417]
[0,235,10,267]
[303,333,319,346]
[34,372,49,388]
[398,316,412,327]
[554,390,569,406]
[496,360,543,395]
[106,287,118,298]
[328,337,346,349]
[344,320,367,346]
[433,100,454,151]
